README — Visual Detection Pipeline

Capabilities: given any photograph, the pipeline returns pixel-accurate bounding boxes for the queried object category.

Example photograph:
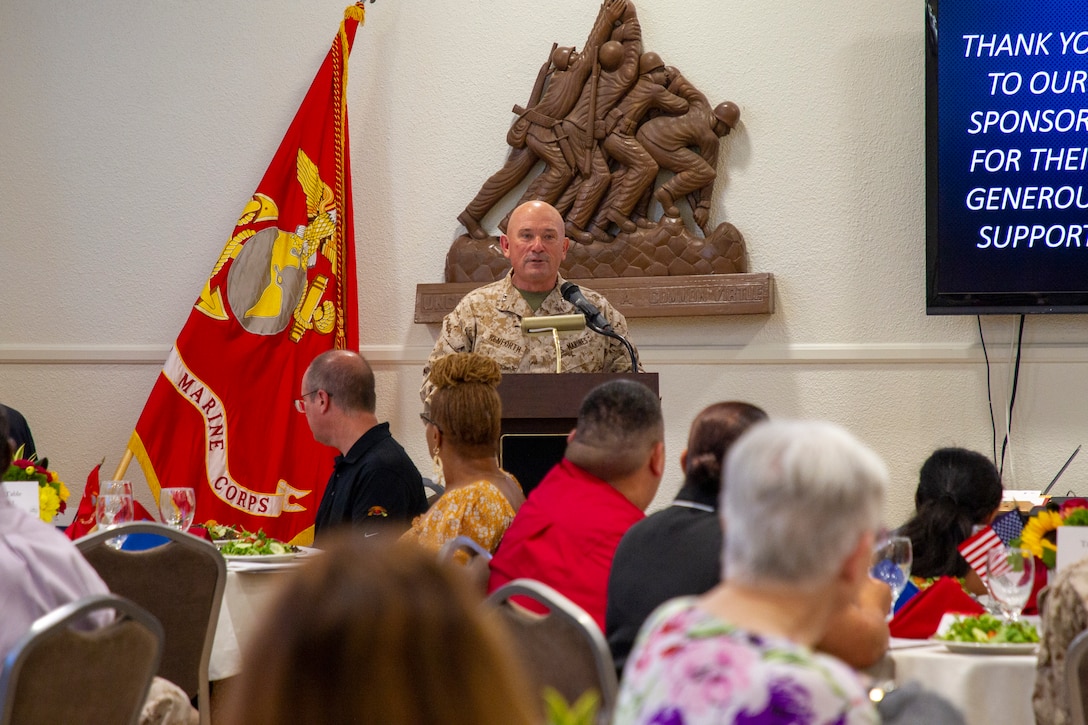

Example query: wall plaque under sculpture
[415,0,773,322]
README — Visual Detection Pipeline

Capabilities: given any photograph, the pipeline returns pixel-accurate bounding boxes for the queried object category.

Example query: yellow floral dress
[401,480,516,554]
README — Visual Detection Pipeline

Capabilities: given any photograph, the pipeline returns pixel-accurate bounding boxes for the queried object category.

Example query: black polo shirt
[313,423,426,542]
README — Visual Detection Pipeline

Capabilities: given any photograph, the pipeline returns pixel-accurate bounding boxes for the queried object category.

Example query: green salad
[204,523,244,541]
[217,529,298,557]
[937,613,1039,644]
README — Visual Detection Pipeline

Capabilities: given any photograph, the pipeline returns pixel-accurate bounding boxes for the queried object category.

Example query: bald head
[500,201,570,292]
[304,350,376,413]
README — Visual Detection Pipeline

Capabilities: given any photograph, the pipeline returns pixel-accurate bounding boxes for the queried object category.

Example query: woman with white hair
[614,420,887,725]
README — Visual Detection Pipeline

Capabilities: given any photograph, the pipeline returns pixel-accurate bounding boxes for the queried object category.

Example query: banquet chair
[485,578,618,725]
[437,534,491,565]
[0,594,163,725]
[438,535,492,596]
[422,477,445,507]
[1067,629,1088,725]
[77,521,225,725]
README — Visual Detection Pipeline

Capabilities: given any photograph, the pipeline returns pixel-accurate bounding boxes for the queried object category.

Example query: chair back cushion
[486,579,618,724]
[79,530,222,699]
[491,603,603,706]
[0,595,161,725]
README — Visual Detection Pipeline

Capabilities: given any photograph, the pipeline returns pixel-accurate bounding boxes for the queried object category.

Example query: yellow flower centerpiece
[1020,509,1062,568]
[2,447,69,523]
[1017,500,1088,569]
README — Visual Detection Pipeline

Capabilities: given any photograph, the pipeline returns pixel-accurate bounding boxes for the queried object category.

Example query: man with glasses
[299,350,426,543]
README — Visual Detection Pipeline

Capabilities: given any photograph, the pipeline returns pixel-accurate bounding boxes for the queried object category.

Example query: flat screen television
[926,0,1088,313]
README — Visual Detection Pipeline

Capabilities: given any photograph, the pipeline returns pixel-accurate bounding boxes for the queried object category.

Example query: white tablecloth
[209,556,313,680]
[890,638,1037,725]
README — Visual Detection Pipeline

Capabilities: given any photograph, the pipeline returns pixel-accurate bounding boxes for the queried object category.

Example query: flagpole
[112,449,133,481]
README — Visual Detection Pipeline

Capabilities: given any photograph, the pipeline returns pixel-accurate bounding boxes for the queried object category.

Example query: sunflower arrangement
[1017,498,1088,569]
[2,447,69,523]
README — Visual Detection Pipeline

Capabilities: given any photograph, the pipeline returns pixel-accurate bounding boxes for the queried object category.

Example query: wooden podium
[496,372,660,495]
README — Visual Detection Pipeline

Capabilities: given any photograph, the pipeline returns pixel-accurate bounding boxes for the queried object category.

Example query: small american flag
[992,510,1025,545]
[958,526,1012,582]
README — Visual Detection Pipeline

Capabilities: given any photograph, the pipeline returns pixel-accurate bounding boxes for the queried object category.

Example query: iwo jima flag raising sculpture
[117,3,367,545]
[448,0,747,284]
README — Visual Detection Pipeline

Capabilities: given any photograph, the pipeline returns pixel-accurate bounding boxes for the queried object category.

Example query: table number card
[1056,526,1088,571]
[1,481,40,517]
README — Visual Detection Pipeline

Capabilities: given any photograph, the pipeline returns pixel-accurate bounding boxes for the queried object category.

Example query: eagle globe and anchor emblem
[197,148,340,340]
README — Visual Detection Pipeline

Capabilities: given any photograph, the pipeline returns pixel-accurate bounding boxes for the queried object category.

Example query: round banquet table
[889,638,1037,725]
[209,554,315,680]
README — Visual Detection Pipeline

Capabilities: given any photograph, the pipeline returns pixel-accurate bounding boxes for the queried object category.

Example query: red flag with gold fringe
[64,463,101,540]
[126,4,365,545]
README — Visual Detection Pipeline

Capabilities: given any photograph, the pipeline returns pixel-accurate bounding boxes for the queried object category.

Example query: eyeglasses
[293,389,327,413]
[419,413,441,433]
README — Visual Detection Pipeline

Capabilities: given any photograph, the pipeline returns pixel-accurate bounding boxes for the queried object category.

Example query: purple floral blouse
[614,597,878,725]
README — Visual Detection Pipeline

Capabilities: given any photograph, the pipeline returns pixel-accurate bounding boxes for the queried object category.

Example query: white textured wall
[3,0,1087,526]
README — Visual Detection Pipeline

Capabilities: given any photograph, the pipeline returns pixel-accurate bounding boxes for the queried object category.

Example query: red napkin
[188,525,211,542]
[1022,557,1047,616]
[889,576,984,639]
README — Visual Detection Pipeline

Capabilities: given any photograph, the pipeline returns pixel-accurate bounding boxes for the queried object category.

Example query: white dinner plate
[221,552,299,563]
[937,640,1038,655]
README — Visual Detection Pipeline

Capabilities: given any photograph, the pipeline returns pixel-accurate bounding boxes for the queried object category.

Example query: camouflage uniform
[422,272,637,402]
[1034,558,1088,725]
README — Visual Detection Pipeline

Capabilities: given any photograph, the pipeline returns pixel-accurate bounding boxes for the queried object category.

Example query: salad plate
[222,552,299,563]
[940,640,1038,655]
[934,612,1039,654]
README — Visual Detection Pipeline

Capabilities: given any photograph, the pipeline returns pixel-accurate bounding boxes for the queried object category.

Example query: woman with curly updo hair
[402,352,524,555]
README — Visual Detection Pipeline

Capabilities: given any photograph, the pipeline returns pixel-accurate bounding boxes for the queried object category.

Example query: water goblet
[870,535,913,617]
[95,492,134,549]
[99,480,133,499]
[157,487,196,533]
[986,546,1035,623]
[98,480,134,548]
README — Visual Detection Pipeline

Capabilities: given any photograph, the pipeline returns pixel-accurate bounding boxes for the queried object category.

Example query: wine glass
[986,546,1035,623]
[95,492,134,549]
[870,535,913,617]
[157,487,196,533]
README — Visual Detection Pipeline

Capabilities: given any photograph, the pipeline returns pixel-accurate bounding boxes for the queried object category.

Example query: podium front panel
[500,434,568,497]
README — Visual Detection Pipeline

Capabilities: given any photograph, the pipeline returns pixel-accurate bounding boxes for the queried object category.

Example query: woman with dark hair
[605,401,768,675]
[221,535,537,725]
[899,447,1003,592]
[402,352,524,555]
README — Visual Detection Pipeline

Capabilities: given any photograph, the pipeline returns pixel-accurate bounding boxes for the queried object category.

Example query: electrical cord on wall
[978,316,998,467]
[978,314,1026,480]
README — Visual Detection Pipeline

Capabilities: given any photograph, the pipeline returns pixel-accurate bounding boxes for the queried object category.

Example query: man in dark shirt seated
[299,350,427,543]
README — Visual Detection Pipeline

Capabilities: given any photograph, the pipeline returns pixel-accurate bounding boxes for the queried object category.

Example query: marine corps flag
[126,4,366,545]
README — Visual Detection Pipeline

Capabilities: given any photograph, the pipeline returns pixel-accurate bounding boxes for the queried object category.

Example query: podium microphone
[559,281,639,372]
[561,282,612,332]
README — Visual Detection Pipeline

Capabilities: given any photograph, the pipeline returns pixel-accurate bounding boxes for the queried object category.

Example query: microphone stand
[587,321,639,372]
